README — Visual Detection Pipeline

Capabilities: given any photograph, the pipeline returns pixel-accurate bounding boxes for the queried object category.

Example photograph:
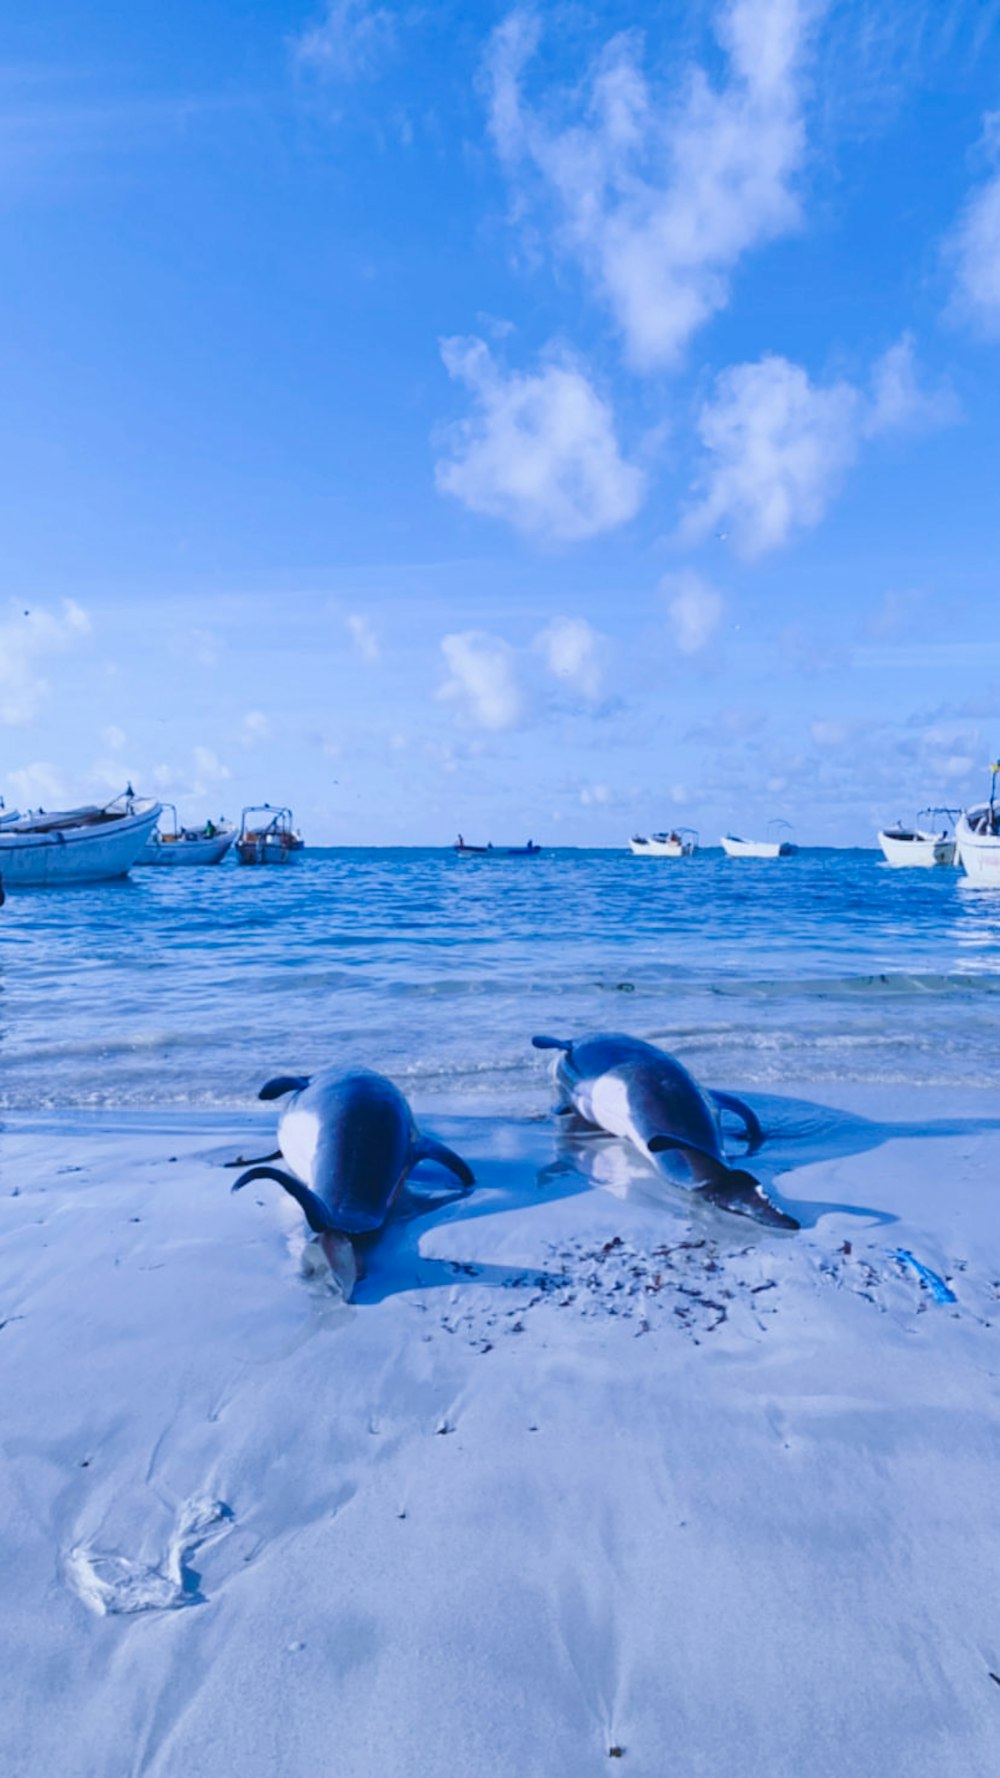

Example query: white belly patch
[279,1105,321,1186]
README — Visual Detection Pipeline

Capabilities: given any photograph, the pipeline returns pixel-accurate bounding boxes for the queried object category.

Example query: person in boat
[205,819,217,838]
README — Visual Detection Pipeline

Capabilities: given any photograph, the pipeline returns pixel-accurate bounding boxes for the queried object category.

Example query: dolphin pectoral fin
[647,1135,684,1154]
[710,1090,764,1153]
[412,1135,475,1188]
[258,1075,311,1102]
[532,1034,572,1052]
[231,1165,337,1235]
[699,1166,799,1232]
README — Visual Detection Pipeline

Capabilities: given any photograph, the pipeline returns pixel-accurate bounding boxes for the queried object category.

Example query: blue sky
[2,0,1000,844]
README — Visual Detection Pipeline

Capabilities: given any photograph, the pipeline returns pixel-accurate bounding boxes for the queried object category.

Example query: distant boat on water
[454,835,542,857]
[956,766,1000,883]
[236,805,304,866]
[878,809,958,868]
[0,786,162,887]
[136,806,236,867]
[628,828,698,857]
[721,821,798,860]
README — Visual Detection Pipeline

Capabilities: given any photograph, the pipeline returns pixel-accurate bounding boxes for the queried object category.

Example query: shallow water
[4,847,1000,1109]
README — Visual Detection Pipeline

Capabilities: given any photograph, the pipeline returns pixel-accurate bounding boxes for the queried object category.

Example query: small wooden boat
[136,806,236,867]
[878,808,958,868]
[0,786,162,887]
[236,805,304,866]
[628,828,698,858]
[454,835,542,857]
[956,769,1000,883]
[721,821,798,859]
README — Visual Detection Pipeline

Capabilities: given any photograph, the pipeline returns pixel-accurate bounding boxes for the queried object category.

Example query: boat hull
[0,805,162,886]
[721,836,796,859]
[629,837,696,857]
[136,830,236,867]
[878,830,955,868]
[956,811,1000,883]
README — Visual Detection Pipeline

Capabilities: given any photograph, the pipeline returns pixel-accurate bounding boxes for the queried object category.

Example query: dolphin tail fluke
[699,1164,799,1232]
[531,1034,572,1052]
[258,1075,311,1101]
[412,1135,475,1188]
[709,1090,765,1153]
[231,1165,338,1235]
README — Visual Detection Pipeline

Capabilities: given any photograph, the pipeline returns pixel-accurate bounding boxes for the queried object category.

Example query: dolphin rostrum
[532,1031,798,1231]
[232,1066,475,1295]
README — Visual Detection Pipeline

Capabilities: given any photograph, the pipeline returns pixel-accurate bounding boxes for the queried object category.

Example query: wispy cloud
[292,1,397,81]
[946,114,1000,336]
[662,570,725,654]
[483,0,815,369]
[682,337,956,556]
[534,616,604,699]
[0,599,90,725]
[346,612,380,661]
[865,333,959,435]
[241,710,272,744]
[435,336,644,542]
[438,631,524,731]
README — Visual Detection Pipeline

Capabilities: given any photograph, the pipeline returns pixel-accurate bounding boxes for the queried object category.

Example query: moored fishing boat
[628,828,698,858]
[721,820,798,859]
[0,786,162,887]
[956,767,1000,884]
[454,835,542,857]
[878,808,959,868]
[136,806,236,867]
[236,804,304,865]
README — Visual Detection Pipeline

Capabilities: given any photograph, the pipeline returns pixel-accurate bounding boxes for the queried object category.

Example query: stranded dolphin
[232,1066,475,1296]
[532,1031,798,1231]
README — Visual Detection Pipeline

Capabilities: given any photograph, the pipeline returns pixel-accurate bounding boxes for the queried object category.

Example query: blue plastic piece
[891,1248,957,1304]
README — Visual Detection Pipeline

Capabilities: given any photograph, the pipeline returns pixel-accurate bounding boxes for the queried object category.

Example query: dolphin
[532,1032,798,1231]
[232,1067,475,1296]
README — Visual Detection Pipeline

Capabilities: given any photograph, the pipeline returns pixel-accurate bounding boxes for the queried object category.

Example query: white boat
[721,821,798,860]
[878,808,958,869]
[136,806,236,867]
[0,787,162,887]
[236,804,304,866]
[628,827,698,858]
[956,769,1000,884]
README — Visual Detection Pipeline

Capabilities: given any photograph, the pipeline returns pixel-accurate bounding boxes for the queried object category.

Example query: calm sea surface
[4,848,1000,1111]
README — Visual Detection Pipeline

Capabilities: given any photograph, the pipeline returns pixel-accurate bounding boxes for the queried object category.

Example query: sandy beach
[3,1086,999,1778]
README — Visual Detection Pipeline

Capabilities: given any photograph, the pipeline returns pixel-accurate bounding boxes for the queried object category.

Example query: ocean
[4,846,1000,1111]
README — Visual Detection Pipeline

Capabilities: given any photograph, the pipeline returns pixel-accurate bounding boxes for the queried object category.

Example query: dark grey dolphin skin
[532,1032,798,1231]
[232,1067,474,1289]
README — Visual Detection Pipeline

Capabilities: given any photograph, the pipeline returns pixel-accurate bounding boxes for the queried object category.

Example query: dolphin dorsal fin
[258,1075,311,1101]
[532,1035,572,1052]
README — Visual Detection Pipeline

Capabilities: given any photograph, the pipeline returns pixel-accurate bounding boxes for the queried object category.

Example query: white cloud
[682,339,955,558]
[662,570,725,654]
[5,762,67,809]
[292,0,395,80]
[101,724,126,752]
[947,116,1000,335]
[438,631,524,731]
[0,599,90,726]
[865,333,958,435]
[435,336,644,542]
[484,0,814,369]
[346,613,380,662]
[241,710,272,744]
[682,355,860,556]
[192,747,231,795]
[534,616,604,698]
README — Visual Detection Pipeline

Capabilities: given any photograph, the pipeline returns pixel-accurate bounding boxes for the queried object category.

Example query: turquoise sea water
[3,847,1000,1110]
